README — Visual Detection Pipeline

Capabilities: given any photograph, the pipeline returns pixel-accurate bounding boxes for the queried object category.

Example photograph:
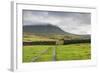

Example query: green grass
[23,34,56,42]
[56,43,91,60]
[23,45,54,62]
[23,33,82,42]
[23,43,91,62]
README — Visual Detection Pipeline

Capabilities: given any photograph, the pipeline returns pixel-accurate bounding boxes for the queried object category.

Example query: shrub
[23,41,56,45]
[64,39,90,45]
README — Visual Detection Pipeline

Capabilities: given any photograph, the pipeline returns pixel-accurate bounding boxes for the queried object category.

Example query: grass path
[31,48,49,62]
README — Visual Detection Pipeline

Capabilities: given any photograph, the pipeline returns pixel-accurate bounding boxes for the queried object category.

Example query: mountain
[23,23,70,35]
[23,23,90,40]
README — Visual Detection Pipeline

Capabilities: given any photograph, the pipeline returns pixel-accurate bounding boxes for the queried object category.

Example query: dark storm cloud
[23,10,91,35]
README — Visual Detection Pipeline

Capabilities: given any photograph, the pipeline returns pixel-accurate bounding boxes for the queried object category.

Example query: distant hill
[77,34,91,39]
[23,23,90,40]
[23,23,70,35]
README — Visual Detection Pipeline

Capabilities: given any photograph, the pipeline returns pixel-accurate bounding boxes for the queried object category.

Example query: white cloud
[58,24,91,34]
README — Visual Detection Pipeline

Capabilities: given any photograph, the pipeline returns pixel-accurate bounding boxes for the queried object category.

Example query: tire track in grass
[32,47,57,62]
[31,48,50,62]
[52,47,56,61]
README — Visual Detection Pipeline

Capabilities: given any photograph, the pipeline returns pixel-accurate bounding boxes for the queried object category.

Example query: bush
[64,39,90,45]
[23,41,56,45]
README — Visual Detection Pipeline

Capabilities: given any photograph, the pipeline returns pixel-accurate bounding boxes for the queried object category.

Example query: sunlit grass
[23,43,91,62]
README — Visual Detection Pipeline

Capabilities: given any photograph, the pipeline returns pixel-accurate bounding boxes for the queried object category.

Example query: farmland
[23,43,91,62]
[23,33,91,62]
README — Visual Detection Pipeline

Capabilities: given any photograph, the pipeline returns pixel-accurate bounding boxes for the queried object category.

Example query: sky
[23,10,91,35]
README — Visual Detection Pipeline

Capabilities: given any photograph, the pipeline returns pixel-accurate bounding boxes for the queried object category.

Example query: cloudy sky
[23,10,91,35]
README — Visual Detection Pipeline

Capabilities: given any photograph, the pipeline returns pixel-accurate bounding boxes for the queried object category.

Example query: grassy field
[23,33,83,42]
[23,34,56,42]
[23,43,91,62]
